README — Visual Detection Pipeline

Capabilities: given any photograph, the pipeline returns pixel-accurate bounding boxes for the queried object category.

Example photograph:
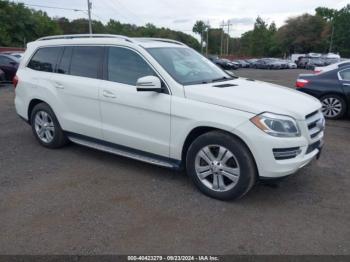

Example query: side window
[107,47,155,85]
[57,46,73,74]
[27,47,62,72]
[339,69,350,81]
[70,46,103,79]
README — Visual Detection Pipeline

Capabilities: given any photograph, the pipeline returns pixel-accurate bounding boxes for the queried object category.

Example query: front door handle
[342,83,350,86]
[103,90,116,98]
[54,82,64,89]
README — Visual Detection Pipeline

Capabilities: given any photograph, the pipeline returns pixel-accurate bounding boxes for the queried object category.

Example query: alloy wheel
[321,97,342,118]
[34,111,55,143]
[195,145,240,192]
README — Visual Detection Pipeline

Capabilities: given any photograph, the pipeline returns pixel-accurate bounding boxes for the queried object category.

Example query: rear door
[338,67,350,106]
[50,45,104,139]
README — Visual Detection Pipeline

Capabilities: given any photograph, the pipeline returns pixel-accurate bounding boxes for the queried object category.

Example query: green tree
[316,5,350,56]
[276,14,328,55]
[192,20,207,52]
[0,1,61,47]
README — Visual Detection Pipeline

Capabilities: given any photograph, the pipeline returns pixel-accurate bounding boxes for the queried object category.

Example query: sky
[16,0,349,38]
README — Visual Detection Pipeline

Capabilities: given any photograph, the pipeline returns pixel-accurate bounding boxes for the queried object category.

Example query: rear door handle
[343,83,350,86]
[103,90,116,98]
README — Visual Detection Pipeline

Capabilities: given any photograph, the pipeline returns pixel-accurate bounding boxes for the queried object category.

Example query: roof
[32,34,187,49]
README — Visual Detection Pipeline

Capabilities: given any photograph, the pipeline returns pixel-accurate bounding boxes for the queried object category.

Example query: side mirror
[136,75,162,92]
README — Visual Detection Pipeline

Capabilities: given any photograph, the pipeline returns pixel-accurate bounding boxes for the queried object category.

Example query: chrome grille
[305,110,325,139]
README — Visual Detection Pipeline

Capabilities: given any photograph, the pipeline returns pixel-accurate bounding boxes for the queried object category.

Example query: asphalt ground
[0,69,349,255]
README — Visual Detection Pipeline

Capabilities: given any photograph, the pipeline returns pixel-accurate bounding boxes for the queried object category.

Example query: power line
[113,0,143,24]
[99,0,133,23]
[21,3,86,12]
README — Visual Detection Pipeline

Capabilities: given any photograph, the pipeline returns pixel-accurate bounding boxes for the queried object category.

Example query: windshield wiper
[210,76,234,83]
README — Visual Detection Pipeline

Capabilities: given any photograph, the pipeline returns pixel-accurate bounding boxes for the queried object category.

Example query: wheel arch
[181,126,257,171]
[28,99,46,122]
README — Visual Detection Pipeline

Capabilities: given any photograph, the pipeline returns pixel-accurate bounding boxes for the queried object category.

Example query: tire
[30,103,68,148]
[321,94,347,120]
[186,131,257,201]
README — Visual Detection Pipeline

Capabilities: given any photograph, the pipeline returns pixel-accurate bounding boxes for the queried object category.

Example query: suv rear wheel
[186,131,257,200]
[30,103,68,148]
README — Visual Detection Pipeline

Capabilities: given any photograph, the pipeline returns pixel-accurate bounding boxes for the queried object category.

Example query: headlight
[250,112,300,137]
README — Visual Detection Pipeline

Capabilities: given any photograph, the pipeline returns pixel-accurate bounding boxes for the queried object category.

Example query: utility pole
[329,20,334,53]
[220,20,233,56]
[226,21,233,56]
[220,21,224,56]
[206,20,210,56]
[87,0,93,35]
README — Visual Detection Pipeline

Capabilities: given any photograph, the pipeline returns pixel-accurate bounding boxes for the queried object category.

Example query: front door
[99,46,171,157]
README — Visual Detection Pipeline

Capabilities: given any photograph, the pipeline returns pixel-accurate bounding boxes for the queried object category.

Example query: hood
[184,78,321,120]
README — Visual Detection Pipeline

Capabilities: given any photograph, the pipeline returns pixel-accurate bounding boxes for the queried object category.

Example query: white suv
[14,34,325,200]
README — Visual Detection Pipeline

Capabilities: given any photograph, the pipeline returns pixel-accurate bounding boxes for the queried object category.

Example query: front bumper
[235,121,324,178]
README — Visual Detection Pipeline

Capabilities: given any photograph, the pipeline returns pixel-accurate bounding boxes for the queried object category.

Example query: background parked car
[1,51,24,60]
[246,58,259,68]
[305,57,326,69]
[0,54,19,81]
[273,59,289,69]
[297,56,327,69]
[253,58,287,69]
[253,59,270,69]
[233,60,250,68]
[212,58,239,70]
[297,57,310,68]
[296,66,350,119]
[287,60,297,69]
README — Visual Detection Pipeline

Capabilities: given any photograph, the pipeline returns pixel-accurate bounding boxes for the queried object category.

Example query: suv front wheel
[30,103,68,148]
[186,131,257,200]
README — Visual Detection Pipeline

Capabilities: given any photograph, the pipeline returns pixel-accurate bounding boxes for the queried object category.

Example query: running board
[67,135,180,169]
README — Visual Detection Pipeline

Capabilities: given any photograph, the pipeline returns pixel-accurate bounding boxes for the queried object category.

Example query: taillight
[13,75,18,88]
[295,79,309,88]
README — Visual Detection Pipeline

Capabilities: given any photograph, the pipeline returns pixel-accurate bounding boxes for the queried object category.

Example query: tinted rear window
[28,47,62,72]
[57,46,73,74]
[70,46,103,79]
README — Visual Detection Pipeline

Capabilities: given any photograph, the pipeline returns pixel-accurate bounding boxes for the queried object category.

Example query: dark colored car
[297,57,309,68]
[253,59,270,69]
[245,59,258,68]
[0,68,5,83]
[254,58,287,69]
[305,57,326,70]
[297,57,326,69]
[212,58,238,70]
[0,54,19,81]
[296,66,350,119]
[233,60,249,68]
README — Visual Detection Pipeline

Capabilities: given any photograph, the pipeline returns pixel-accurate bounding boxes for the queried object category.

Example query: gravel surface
[0,69,349,255]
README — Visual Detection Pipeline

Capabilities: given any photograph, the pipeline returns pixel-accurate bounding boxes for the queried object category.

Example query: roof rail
[37,34,134,43]
[133,37,186,46]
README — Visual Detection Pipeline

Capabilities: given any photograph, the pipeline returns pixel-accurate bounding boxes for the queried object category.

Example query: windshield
[146,47,232,85]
